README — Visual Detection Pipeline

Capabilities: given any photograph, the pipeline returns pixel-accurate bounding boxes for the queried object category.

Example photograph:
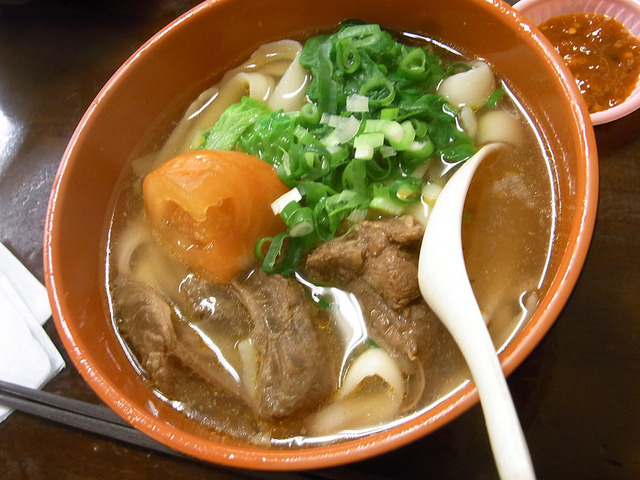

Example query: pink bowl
[515,0,640,125]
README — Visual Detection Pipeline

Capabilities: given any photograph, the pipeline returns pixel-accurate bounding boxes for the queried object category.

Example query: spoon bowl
[418,144,536,480]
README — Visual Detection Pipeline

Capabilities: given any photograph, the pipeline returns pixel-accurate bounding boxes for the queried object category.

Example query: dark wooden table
[1,1,639,479]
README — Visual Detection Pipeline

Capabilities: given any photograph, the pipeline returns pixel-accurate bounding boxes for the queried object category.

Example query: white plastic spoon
[418,144,536,480]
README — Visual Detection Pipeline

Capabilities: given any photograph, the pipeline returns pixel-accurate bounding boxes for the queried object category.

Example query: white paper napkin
[0,242,65,422]
[0,242,51,325]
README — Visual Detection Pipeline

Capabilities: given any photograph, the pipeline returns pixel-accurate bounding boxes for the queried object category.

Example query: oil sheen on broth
[103,25,555,447]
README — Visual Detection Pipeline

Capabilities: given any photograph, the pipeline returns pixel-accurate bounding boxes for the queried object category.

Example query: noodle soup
[103,23,555,447]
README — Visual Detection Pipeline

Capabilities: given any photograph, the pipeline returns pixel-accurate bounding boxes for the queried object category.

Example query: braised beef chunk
[306,216,424,308]
[233,269,338,419]
[349,279,433,360]
[363,245,420,309]
[112,215,432,431]
[114,281,177,382]
[180,274,252,339]
[305,216,435,360]
[114,281,262,442]
[113,280,249,402]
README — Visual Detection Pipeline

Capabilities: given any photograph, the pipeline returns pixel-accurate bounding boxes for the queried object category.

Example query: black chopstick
[0,379,182,457]
[0,380,388,479]
[0,379,129,425]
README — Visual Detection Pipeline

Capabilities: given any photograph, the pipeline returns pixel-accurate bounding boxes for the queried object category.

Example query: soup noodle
[103,24,555,447]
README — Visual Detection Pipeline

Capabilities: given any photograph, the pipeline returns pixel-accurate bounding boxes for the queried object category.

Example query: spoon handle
[418,144,536,479]
[455,301,536,480]
[425,255,536,480]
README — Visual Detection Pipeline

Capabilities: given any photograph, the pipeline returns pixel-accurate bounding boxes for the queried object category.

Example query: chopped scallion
[359,78,396,107]
[398,48,429,80]
[370,185,407,216]
[346,93,369,112]
[298,102,321,127]
[200,21,479,275]
[486,87,505,108]
[404,138,435,161]
[271,188,303,215]
[380,107,399,120]
[382,121,404,143]
[387,120,415,151]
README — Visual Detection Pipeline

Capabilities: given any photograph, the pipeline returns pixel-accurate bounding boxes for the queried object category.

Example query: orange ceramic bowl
[44,0,598,470]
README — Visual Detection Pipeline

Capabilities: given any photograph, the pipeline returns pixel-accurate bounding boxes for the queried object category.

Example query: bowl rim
[43,0,599,470]
[514,0,640,125]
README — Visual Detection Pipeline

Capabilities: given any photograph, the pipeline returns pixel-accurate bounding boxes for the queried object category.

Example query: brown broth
[103,29,556,448]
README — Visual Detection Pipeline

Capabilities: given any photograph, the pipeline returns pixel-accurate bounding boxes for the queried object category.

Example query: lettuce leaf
[201,96,272,150]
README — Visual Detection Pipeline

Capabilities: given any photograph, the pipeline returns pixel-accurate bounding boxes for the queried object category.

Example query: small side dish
[539,13,640,113]
[515,0,640,124]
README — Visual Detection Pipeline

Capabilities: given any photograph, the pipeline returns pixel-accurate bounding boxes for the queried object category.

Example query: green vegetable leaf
[200,96,272,150]
[238,109,298,166]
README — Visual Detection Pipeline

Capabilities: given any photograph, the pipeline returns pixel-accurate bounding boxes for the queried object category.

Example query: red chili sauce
[539,13,640,113]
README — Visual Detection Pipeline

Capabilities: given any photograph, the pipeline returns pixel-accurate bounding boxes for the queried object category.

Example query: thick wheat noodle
[153,40,306,167]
